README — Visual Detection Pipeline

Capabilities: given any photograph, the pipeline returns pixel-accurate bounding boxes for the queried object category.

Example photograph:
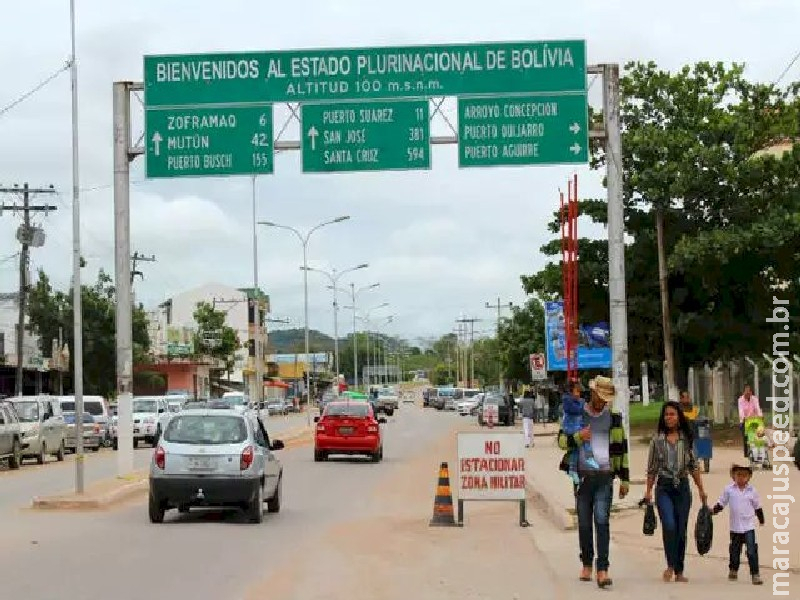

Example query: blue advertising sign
[544,301,612,371]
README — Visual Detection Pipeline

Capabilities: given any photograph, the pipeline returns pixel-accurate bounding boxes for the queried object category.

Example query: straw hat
[730,463,753,476]
[589,376,615,403]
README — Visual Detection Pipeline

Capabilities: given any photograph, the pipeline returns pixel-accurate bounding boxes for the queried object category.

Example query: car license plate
[338,427,354,435]
[188,457,213,470]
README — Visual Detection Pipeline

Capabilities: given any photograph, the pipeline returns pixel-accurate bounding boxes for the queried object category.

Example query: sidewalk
[524,431,800,572]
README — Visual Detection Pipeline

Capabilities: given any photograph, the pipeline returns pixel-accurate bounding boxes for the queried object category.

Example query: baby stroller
[744,416,771,470]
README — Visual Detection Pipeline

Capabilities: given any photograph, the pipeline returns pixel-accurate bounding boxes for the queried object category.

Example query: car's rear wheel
[9,440,21,470]
[267,476,282,513]
[148,494,165,523]
[178,505,190,514]
[112,438,118,451]
[248,484,264,523]
[56,441,65,462]
[314,449,327,462]
[372,447,383,462]
[37,442,46,465]
[133,438,138,449]
[92,443,100,452]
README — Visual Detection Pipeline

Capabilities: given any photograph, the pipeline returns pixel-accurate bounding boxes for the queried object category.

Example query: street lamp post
[301,263,368,393]
[337,282,379,390]
[355,302,389,390]
[374,314,395,386]
[260,216,350,424]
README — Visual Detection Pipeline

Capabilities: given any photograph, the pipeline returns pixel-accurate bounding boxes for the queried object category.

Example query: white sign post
[529,353,547,381]
[456,432,529,526]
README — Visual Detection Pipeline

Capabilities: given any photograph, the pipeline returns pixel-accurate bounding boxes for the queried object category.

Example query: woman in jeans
[644,401,708,582]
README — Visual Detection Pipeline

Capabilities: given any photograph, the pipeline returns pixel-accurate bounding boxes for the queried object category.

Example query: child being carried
[560,382,599,484]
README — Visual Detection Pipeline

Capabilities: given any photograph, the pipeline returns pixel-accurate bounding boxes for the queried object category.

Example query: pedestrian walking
[518,391,535,448]
[557,376,630,588]
[679,390,698,422]
[737,385,762,458]
[711,464,765,585]
[535,387,547,423]
[644,401,708,583]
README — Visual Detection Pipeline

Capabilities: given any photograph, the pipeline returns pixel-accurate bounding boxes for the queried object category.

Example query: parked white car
[11,396,67,463]
[58,396,112,446]
[457,390,483,416]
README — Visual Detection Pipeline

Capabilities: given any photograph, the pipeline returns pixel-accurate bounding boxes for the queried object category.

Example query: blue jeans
[576,473,613,571]
[655,477,692,574]
[729,531,759,575]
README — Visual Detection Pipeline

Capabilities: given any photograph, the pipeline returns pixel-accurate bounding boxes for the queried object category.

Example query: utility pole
[1,183,57,396]
[130,251,156,284]
[603,63,631,442]
[456,317,479,388]
[130,251,155,307]
[486,298,513,391]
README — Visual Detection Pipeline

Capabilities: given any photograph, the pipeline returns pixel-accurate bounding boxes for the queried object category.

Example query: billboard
[544,300,611,371]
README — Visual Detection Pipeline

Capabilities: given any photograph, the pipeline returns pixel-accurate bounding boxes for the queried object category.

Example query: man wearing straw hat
[558,375,630,589]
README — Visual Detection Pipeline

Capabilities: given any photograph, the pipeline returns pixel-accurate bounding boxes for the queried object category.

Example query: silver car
[148,408,284,524]
[10,396,67,463]
[63,412,102,453]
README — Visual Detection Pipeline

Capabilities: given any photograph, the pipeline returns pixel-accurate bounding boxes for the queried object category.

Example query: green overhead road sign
[143,40,586,106]
[301,100,430,173]
[458,94,589,167]
[145,104,274,178]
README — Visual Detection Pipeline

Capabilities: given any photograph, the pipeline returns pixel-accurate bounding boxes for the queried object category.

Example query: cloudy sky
[1,0,797,346]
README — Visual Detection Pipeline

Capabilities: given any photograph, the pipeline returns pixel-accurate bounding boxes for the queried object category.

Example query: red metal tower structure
[560,174,579,383]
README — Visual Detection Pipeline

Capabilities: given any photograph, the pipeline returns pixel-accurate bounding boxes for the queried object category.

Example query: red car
[314,401,386,462]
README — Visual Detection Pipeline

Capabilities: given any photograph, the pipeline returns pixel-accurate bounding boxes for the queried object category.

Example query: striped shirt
[646,433,698,483]
[558,409,630,484]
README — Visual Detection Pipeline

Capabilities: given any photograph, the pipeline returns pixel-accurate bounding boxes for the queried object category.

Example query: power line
[0,62,71,119]
[774,49,800,86]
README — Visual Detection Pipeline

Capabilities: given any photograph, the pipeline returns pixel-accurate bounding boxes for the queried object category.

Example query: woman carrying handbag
[643,401,708,583]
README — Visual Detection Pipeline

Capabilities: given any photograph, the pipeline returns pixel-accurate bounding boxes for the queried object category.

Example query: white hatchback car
[148,409,284,524]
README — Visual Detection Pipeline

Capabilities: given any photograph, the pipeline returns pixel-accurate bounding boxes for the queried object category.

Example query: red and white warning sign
[529,353,546,380]
[457,432,526,501]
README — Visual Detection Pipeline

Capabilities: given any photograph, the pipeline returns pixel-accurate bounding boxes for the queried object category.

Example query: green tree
[497,298,546,385]
[26,269,150,398]
[522,61,800,379]
[193,302,239,377]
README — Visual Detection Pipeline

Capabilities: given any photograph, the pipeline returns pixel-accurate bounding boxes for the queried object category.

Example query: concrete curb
[32,475,148,510]
[526,479,643,532]
[526,480,576,531]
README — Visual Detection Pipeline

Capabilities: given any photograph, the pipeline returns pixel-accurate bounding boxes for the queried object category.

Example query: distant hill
[267,328,335,353]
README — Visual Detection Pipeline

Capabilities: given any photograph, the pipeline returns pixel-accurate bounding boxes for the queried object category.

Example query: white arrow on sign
[569,122,581,134]
[569,143,582,155]
[307,126,319,151]
[151,132,163,157]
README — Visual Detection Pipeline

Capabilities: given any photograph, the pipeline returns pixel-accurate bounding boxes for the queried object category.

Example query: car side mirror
[378,417,387,424]
[313,416,320,423]
[270,440,285,451]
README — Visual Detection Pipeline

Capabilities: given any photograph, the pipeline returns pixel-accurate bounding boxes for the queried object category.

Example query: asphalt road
[0,405,459,600]
[0,411,311,512]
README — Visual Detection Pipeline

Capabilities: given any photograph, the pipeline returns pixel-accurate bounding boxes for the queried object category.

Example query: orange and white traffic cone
[429,461,457,527]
